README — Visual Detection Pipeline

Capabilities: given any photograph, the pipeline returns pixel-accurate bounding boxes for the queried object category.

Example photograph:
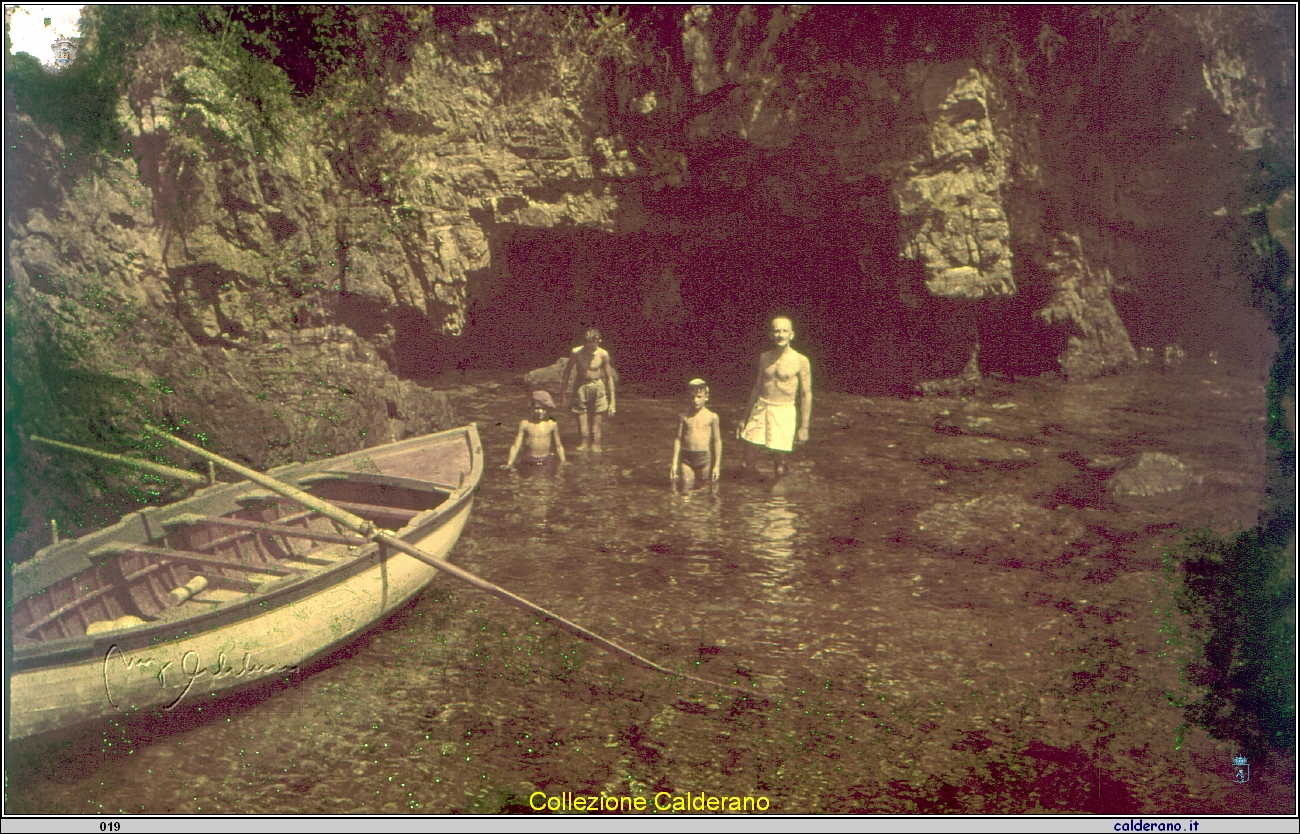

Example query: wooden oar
[31,434,208,484]
[144,424,761,699]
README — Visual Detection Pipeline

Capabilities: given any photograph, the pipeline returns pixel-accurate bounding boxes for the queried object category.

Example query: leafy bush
[4,5,437,158]
[4,7,199,155]
[1178,526,1296,756]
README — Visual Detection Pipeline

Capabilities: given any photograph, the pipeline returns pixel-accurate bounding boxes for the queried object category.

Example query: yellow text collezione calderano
[529,791,772,813]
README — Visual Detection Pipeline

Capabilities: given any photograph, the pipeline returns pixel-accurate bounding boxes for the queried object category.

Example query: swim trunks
[680,448,712,481]
[740,398,797,452]
[518,453,556,467]
[573,379,609,414]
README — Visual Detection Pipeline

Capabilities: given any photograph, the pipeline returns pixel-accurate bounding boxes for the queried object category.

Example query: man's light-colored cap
[532,390,557,409]
[688,378,708,387]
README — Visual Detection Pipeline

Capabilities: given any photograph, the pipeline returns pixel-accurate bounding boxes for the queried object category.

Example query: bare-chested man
[560,327,616,452]
[737,315,811,476]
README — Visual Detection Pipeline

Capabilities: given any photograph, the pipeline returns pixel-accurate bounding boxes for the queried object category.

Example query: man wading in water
[561,327,616,452]
[737,315,811,477]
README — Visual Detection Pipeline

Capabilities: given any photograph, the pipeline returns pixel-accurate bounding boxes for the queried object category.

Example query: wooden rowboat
[6,424,484,742]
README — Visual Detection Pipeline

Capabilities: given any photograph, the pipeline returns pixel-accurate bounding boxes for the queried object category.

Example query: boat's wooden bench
[236,487,421,525]
[328,500,420,524]
[92,542,306,593]
[212,504,324,553]
[161,513,370,566]
[299,471,460,494]
[184,516,368,547]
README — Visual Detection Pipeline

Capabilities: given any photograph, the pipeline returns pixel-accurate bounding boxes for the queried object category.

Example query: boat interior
[12,472,454,648]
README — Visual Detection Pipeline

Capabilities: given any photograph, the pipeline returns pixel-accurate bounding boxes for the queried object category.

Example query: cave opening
[460,221,911,395]
[459,170,1083,397]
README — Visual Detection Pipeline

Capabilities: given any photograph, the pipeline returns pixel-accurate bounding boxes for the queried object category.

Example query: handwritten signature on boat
[103,644,299,711]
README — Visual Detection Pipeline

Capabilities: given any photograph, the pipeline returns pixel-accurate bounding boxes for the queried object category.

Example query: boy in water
[560,327,616,452]
[502,391,567,469]
[737,315,812,477]
[671,378,722,489]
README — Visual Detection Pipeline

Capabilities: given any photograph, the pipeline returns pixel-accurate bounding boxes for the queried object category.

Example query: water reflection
[501,461,565,532]
[748,494,800,563]
[669,481,721,546]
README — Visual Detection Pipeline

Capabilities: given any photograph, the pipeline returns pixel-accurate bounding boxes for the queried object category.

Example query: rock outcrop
[1037,234,1140,378]
[5,10,617,556]
[896,63,1015,300]
[915,493,1086,557]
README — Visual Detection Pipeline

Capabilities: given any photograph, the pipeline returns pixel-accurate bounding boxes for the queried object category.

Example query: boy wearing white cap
[671,378,722,489]
[503,390,567,469]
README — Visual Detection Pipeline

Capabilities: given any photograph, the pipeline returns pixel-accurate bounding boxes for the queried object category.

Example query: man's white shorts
[741,398,797,452]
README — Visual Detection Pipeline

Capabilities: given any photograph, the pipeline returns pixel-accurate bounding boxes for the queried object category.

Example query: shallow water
[6,364,1293,814]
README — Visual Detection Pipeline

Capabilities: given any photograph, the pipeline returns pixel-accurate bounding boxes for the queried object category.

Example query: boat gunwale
[9,424,483,671]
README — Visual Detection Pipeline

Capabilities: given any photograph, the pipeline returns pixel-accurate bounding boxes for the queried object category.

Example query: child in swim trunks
[738,315,812,477]
[671,379,722,489]
[503,390,567,469]
[560,327,616,452]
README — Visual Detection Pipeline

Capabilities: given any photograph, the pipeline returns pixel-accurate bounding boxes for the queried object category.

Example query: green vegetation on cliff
[5,5,645,159]
[1178,524,1296,758]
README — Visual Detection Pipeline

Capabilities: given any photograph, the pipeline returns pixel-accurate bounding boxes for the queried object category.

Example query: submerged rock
[1109,453,1199,497]
[923,435,1032,464]
[915,493,1085,555]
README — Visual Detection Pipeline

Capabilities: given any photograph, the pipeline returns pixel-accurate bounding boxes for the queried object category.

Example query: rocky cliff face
[607,5,1291,387]
[5,10,623,552]
[895,63,1016,301]
[5,6,1294,555]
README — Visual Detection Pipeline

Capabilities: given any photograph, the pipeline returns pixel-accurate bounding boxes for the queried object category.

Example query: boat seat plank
[161,507,315,535]
[235,492,417,523]
[94,543,303,578]
[301,471,458,495]
[175,509,327,554]
[327,500,420,523]
[183,516,370,547]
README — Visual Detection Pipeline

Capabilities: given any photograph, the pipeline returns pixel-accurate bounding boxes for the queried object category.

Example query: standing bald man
[737,315,812,477]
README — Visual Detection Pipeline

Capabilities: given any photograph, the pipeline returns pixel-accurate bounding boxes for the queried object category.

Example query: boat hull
[8,501,472,741]
[7,425,482,742]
